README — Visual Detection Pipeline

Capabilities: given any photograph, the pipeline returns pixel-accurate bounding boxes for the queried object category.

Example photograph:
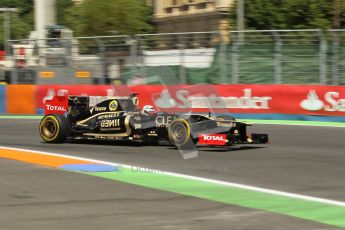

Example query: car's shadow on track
[160,145,267,152]
[65,139,162,147]
[195,146,267,152]
[42,139,267,152]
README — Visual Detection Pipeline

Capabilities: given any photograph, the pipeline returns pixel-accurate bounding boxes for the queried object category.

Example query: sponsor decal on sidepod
[94,106,107,112]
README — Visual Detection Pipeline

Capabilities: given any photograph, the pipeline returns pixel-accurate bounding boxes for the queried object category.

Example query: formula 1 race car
[39,94,269,149]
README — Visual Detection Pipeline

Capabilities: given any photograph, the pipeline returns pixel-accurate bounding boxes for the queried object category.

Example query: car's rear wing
[44,94,140,115]
[44,95,68,115]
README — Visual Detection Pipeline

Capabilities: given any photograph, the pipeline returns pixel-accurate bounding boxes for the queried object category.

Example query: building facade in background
[153,0,233,41]
[71,0,233,41]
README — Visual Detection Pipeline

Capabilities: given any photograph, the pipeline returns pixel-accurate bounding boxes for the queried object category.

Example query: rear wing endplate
[44,95,68,115]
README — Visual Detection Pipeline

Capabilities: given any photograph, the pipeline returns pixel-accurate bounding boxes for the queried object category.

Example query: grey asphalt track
[0,119,344,230]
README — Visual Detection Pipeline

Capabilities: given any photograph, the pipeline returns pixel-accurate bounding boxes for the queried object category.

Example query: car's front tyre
[168,118,196,150]
[39,114,70,143]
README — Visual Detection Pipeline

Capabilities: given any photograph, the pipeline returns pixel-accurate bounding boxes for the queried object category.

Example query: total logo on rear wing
[44,95,68,115]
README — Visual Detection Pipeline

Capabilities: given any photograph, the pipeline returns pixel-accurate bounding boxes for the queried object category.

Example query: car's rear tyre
[39,114,70,143]
[168,119,196,150]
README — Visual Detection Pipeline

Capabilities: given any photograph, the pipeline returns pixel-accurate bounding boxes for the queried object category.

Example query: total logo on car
[198,134,227,145]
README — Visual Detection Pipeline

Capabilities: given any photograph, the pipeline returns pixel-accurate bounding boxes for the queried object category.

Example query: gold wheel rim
[169,119,191,146]
[42,120,57,138]
[40,116,60,141]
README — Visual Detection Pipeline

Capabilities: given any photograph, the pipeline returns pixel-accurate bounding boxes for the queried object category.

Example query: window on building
[165,7,173,13]
[180,4,189,11]
[196,2,207,9]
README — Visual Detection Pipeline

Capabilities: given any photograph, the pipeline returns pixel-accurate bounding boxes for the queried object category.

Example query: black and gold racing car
[39,94,269,150]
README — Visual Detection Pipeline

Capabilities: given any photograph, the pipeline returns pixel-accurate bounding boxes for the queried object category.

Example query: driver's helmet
[142,105,155,115]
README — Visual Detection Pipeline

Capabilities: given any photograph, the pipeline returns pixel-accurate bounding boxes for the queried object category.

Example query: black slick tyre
[39,114,70,143]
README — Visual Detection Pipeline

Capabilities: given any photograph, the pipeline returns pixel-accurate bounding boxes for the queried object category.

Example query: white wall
[143,48,216,68]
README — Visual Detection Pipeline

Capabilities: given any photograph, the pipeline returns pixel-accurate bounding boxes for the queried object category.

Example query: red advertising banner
[36,84,345,117]
[133,84,345,116]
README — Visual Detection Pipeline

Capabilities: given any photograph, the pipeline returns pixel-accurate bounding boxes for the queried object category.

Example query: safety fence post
[273,31,282,84]
[318,30,327,84]
[178,34,186,84]
[220,31,227,83]
[231,32,239,84]
[331,30,340,85]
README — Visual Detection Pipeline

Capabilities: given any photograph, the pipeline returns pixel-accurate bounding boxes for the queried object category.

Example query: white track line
[1,145,345,207]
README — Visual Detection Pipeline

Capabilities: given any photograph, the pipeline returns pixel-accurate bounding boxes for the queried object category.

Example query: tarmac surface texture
[0,119,344,230]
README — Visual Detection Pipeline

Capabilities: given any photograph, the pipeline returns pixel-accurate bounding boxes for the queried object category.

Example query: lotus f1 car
[39,94,269,149]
